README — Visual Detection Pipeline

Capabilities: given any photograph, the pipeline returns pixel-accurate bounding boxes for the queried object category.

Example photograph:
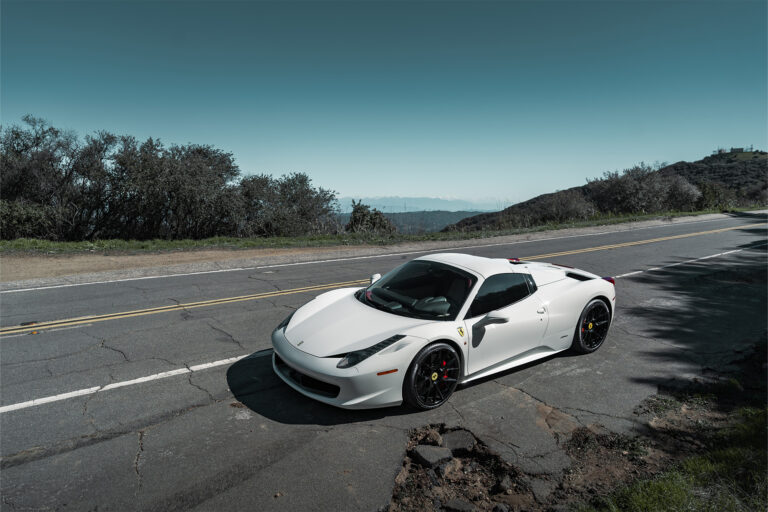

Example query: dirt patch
[389,425,535,512]
[0,246,346,282]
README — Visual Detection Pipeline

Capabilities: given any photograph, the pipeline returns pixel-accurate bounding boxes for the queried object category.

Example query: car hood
[283,288,430,357]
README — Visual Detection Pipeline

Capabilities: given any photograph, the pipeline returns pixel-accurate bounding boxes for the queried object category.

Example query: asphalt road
[1,212,766,511]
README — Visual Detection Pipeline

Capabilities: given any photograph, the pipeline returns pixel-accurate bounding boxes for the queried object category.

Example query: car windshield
[357,260,476,320]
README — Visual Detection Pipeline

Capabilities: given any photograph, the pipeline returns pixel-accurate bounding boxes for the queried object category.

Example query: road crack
[206,322,245,351]
[186,370,216,403]
[168,297,193,320]
[134,430,145,496]
[247,275,282,292]
[100,338,129,362]
[448,401,467,424]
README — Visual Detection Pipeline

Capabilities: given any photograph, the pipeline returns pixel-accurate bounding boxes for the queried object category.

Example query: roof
[416,253,514,278]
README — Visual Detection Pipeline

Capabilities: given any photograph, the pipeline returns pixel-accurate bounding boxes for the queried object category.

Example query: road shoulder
[0,212,751,290]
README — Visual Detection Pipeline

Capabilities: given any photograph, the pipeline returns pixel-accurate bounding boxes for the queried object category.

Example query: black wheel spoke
[434,382,444,400]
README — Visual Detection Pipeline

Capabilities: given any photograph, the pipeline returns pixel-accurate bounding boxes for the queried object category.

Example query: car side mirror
[484,310,510,324]
[370,273,381,284]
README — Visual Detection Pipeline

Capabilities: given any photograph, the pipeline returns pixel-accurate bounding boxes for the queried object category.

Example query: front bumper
[271,327,408,409]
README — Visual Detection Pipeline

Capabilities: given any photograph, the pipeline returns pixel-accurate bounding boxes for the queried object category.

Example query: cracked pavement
[1,214,765,510]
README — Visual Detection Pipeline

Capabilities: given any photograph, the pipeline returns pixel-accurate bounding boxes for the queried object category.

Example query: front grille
[274,354,340,398]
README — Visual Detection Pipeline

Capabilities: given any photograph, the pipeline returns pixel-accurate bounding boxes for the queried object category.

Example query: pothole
[388,424,535,512]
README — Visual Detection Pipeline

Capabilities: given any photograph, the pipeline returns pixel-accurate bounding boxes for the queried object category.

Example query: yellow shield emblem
[457,327,465,337]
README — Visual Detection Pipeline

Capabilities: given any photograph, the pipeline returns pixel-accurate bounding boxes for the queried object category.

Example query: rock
[427,469,440,487]
[411,445,453,469]
[527,477,556,503]
[441,429,476,455]
[442,498,476,512]
[495,474,513,493]
[492,504,510,512]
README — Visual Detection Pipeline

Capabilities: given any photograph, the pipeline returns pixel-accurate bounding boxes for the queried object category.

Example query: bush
[665,175,701,211]
[697,182,738,211]
[345,200,396,235]
[0,199,56,239]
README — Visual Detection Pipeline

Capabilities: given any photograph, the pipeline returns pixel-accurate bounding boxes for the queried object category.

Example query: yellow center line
[1,222,763,336]
[0,279,368,336]
[523,223,765,260]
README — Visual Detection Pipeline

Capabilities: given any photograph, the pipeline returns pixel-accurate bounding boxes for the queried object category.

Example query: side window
[523,273,537,294]
[466,273,531,318]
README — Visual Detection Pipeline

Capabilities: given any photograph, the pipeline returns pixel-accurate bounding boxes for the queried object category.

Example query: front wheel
[571,299,611,354]
[403,342,460,410]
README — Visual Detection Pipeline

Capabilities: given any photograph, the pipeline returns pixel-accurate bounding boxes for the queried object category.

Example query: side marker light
[377,369,398,376]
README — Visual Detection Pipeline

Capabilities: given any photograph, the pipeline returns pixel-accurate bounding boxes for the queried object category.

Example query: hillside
[447,151,767,232]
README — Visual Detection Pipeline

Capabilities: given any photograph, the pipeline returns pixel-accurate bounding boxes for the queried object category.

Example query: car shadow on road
[226,351,412,425]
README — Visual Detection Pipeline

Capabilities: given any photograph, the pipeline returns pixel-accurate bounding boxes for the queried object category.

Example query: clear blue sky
[2,0,766,206]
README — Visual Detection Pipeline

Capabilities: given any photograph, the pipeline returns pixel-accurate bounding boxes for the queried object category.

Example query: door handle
[537,307,546,314]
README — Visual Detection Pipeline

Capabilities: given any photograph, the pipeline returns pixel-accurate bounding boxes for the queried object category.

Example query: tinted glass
[467,273,531,318]
[358,260,476,320]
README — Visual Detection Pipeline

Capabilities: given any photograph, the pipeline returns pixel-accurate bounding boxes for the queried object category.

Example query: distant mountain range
[446,150,767,232]
[337,196,501,213]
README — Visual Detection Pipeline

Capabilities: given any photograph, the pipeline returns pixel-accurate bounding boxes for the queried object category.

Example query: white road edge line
[0,352,270,414]
[614,247,748,278]
[0,217,737,294]
[1,245,762,414]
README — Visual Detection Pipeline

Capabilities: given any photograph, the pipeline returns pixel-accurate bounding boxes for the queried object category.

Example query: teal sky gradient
[2,0,766,206]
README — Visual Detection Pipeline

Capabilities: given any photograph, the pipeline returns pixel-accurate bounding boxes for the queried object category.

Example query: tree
[345,200,396,235]
[0,116,341,241]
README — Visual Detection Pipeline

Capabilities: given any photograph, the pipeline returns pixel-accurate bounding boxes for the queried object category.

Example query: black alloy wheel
[403,342,460,410]
[572,299,611,354]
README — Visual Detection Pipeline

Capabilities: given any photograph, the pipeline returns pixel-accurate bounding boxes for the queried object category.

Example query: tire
[403,342,460,410]
[571,299,611,354]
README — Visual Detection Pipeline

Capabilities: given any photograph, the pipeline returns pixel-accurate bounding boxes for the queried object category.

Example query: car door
[463,272,548,375]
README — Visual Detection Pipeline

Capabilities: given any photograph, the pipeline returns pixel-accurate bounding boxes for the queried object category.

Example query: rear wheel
[571,299,611,354]
[403,342,460,410]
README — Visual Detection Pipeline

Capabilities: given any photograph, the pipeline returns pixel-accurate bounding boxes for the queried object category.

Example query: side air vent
[566,272,593,281]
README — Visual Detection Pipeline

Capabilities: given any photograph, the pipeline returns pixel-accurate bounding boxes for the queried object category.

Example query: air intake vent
[566,272,593,281]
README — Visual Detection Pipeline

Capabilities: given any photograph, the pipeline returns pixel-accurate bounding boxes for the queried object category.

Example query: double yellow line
[528,223,763,260]
[0,279,368,336]
[1,222,763,337]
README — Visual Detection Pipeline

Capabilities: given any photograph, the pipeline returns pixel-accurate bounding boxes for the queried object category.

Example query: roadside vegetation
[577,338,767,512]
[584,409,767,512]
[1,115,765,252]
[448,153,767,232]
[1,208,762,255]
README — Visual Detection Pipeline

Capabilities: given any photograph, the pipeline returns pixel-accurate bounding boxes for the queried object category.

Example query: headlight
[274,311,295,332]
[336,335,405,369]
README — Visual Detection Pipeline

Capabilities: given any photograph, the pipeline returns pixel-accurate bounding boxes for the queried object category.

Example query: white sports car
[271,253,615,410]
